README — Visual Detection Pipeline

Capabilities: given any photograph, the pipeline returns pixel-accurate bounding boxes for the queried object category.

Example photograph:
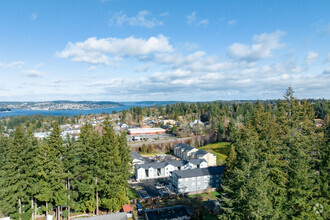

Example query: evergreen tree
[74,123,101,214]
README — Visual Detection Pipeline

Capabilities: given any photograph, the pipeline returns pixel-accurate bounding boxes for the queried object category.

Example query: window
[192,182,195,185]
[197,181,201,185]
[185,178,188,181]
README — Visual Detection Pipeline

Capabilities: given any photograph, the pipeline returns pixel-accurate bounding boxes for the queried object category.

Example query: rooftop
[79,212,127,220]
[172,165,225,179]
[144,205,191,220]
[175,143,195,151]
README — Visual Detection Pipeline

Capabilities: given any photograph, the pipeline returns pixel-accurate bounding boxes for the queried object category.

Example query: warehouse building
[127,127,166,135]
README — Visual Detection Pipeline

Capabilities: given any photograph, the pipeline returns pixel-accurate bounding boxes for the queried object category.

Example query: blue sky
[0,0,329,101]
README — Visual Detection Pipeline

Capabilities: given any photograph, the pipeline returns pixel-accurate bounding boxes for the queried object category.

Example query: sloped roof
[79,213,127,220]
[187,158,207,165]
[175,143,195,151]
[172,165,225,179]
[167,160,186,167]
[144,205,191,220]
[132,151,144,161]
[122,204,132,212]
[135,161,168,170]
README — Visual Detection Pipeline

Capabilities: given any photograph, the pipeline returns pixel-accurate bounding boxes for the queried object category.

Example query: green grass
[188,190,221,200]
[140,152,160,156]
[127,187,139,200]
[199,142,231,165]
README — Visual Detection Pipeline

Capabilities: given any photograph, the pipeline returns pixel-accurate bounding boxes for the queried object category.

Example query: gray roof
[187,158,207,165]
[192,149,208,157]
[132,151,144,161]
[135,161,168,170]
[144,205,191,220]
[79,213,127,220]
[175,143,195,151]
[172,165,225,178]
[167,160,186,167]
[135,159,207,170]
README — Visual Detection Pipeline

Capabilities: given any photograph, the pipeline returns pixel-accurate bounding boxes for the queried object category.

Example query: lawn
[199,142,231,165]
[188,190,221,200]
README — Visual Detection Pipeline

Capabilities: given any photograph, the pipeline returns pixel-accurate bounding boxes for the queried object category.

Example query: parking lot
[131,178,173,198]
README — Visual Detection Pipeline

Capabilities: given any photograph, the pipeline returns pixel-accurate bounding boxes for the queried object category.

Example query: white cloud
[22,70,44,77]
[86,66,97,71]
[0,61,25,68]
[323,67,330,74]
[35,63,45,68]
[154,51,232,72]
[109,11,163,28]
[186,11,196,25]
[196,19,209,27]
[186,11,208,27]
[305,51,319,64]
[56,35,173,65]
[228,30,286,61]
[228,19,238,25]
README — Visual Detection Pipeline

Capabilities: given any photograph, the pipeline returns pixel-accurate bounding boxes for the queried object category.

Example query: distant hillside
[122,101,180,107]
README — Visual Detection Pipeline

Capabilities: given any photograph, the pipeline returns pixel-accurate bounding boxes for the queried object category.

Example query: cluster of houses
[133,143,224,194]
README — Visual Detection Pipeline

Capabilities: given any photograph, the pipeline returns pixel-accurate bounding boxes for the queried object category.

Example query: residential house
[135,159,208,180]
[170,165,225,193]
[189,119,204,128]
[203,200,221,215]
[132,151,145,165]
[174,143,217,166]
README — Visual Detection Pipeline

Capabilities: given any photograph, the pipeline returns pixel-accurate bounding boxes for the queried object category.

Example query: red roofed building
[123,204,132,212]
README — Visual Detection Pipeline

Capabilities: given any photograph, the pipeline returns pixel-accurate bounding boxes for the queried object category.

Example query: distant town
[0,101,123,111]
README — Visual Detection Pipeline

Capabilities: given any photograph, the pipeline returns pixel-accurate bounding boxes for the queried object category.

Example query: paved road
[128,137,192,147]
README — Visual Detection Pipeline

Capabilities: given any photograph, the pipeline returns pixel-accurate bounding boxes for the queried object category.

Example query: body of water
[0,103,149,118]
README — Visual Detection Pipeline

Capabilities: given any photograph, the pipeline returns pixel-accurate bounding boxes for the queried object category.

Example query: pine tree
[0,126,38,220]
[36,122,66,219]
[74,123,101,214]
[281,89,323,218]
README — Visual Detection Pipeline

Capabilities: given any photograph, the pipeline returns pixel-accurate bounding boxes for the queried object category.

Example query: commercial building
[174,143,217,166]
[170,165,225,193]
[127,128,166,135]
[135,159,208,180]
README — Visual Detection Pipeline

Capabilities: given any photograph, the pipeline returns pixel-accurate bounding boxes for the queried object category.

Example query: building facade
[170,165,225,193]
[127,128,166,135]
[174,143,217,166]
[135,159,208,180]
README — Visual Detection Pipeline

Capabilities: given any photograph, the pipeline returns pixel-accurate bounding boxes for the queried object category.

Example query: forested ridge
[0,118,132,219]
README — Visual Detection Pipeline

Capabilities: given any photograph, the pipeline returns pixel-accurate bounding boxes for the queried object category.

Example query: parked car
[155,182,165,189]
[136,204,143,215]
